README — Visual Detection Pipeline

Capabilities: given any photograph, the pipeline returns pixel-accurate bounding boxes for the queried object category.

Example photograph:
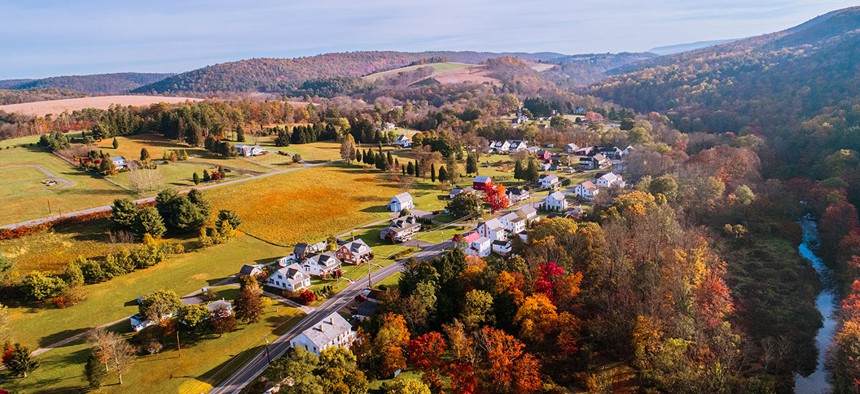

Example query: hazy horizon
[2,0,857,79]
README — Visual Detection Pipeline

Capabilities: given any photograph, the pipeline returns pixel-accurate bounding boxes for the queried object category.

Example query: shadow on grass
[38,328,88,348]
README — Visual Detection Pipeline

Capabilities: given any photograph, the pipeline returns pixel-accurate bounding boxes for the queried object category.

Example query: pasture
[6,234,288,348]
[206,163,404,246]
[0,95,200,116]
[0,145,133,226]
[362,62,471,82]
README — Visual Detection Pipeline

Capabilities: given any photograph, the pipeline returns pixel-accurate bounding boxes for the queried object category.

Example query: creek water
[794,219,837,394]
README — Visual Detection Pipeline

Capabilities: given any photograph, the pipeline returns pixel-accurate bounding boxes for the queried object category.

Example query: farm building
[267,263,311,291]
[564,143,580,153]
[336,239,374,264]
[387,192,415,212]
[290,312,355,356]
[235,145,265,157]
[450,186,476,199]
[473,175,493,191]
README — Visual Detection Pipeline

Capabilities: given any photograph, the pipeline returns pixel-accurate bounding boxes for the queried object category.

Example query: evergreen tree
[387,151,394,166]
[236,125,245,142]
[514,160,524,180]
[202,170,211,182]
[192,172,200,185]
[407,161,415,176]
[466,152,478,175]
[140,148,151,162]
[112,137,119,149]
[525,158,540,183]
[438,166,448,183]
[3,343,38,378]
[402,165,407,176]
[431,163,436,182]
[84,351,107,388]
[355,149,362,163]
[110,198,139,231]
[134,206,166,238]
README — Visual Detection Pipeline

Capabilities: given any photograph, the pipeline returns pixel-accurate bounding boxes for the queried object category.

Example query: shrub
[21,272,68,301]
[298,289,316,305]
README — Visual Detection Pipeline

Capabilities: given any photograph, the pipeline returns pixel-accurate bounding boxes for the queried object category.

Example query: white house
[492,240,512,255]
[235,145,265,157]
[387,192,415,212]
[517,205,539,223]
[205,299,233,315]
[489,140,511,153]
[596,173,625,188]
[539,174,560,190]
[506,187,530,203]
[290,312,355,356]
[500,212,527,234]
[508,140,528,152]
[574,180,600,201]
[110,156,127,169]
[467,237,492,257]
[280,241,327,264]
[380,215,422,242]
[239,264,264,277]
[542,192,569,212]
[477,218,506,241]
[302,252,342,277]
[564,143,580,154]
[393,134,412,148]
[267,263,311,291]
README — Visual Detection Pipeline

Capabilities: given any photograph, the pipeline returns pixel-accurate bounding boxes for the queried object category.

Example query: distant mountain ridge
[648,39,739,56]
[0,72,173,94]
[591,6,860,133]
[131,51,566,95]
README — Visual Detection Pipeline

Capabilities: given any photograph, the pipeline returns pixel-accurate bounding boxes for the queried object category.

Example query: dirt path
[0,164,74,187]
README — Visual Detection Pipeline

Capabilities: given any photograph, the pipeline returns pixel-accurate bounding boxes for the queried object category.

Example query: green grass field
[6,235,288,348]
[362,62,471,82]
[2,298,304,394]
[0,145,134,226]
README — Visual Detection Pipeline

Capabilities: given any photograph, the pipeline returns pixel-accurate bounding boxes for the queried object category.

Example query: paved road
[209,241,455,394]
[0,161,330,230]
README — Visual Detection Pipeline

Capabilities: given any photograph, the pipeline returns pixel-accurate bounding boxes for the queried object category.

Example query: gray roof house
[290,312,356,356]
[387,192,415,212]
[266,263,311,292]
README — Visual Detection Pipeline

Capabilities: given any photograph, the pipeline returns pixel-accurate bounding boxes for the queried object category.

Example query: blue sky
[1,0,857,79]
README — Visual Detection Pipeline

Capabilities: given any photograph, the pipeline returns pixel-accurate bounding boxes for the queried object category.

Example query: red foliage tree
[298,289,316,304]
[483,184,509,213]
[533,262,565,303]
[448,362,481,394]
[408,332,448,391]
[475,326,542,394]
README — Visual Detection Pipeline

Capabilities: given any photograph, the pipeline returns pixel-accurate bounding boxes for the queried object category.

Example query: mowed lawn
[0,145,134,226]
[3,300,304,394]
[0,219,135,274]
[206,163,403,246]
[7,235,288,348]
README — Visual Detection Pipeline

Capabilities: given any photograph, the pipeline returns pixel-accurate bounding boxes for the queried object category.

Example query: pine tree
[202,170,211,182]
[84,351,107,388]
[192,172,200,185]
[140,148,151,162]
[402,165,407,176]
[236,125,245,142]
[112,137,119,149]
[431,163,436,182]
[514,160,523,180]
[466,153,478,175]
[355,149,361,163]
[387,151,394,166]
[438,166,448,183]
[407,161,415,176]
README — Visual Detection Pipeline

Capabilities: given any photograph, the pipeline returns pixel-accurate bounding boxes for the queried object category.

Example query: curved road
[0,161,330,230]
[209,241,454,394]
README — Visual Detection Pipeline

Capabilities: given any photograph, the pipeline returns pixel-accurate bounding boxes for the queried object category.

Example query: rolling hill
[131,51,566,95]
[592,6,860,133]
[0,72,173,94]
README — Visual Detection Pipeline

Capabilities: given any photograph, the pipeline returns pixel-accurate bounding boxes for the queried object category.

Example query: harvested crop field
[206,164,402,246]
[0,95,200,116]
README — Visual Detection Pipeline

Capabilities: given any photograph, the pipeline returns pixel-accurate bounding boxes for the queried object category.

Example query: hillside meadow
[0,95,199,116]
[206,163,404,246]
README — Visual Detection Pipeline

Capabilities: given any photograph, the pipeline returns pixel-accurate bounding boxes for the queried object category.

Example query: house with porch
[302,252,342,277]
[336,239,374,265]
[290,312,355,356]
[267,264,311,291]
[542,192,569,212]
[380,215,422,243]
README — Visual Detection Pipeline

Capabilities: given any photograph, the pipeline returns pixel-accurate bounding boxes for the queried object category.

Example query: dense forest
[0,72,173,94]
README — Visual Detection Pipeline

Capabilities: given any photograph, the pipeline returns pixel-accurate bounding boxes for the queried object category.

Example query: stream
[794,219,838,394]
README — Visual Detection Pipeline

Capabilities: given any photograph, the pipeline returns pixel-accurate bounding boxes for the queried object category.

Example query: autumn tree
[234,276,264,324]
[375,313,411,377]
[461,289,495,331]
[139,290,182,324]
[341,133,357,164]
[408,332,448,391]
[2,343,38,378]
[210,305,237,336]
[473,326,542,393]
[484,184,509,212]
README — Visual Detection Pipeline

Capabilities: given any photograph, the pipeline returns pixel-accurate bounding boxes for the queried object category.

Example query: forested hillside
[0,72,173,94]
[131,51,564,95]
[544,52,657,87]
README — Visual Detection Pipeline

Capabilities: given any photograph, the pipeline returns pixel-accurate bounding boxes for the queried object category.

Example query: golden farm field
[207,164,402,246]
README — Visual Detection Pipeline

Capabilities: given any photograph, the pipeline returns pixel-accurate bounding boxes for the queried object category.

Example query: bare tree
[128,167,164,194]
[112,337,136,385]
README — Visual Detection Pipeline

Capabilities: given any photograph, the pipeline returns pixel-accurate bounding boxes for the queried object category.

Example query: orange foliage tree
[484,184,509,213]
[407,332,448,391]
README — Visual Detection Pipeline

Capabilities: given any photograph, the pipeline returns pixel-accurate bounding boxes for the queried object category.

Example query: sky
[1,0,857,79]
